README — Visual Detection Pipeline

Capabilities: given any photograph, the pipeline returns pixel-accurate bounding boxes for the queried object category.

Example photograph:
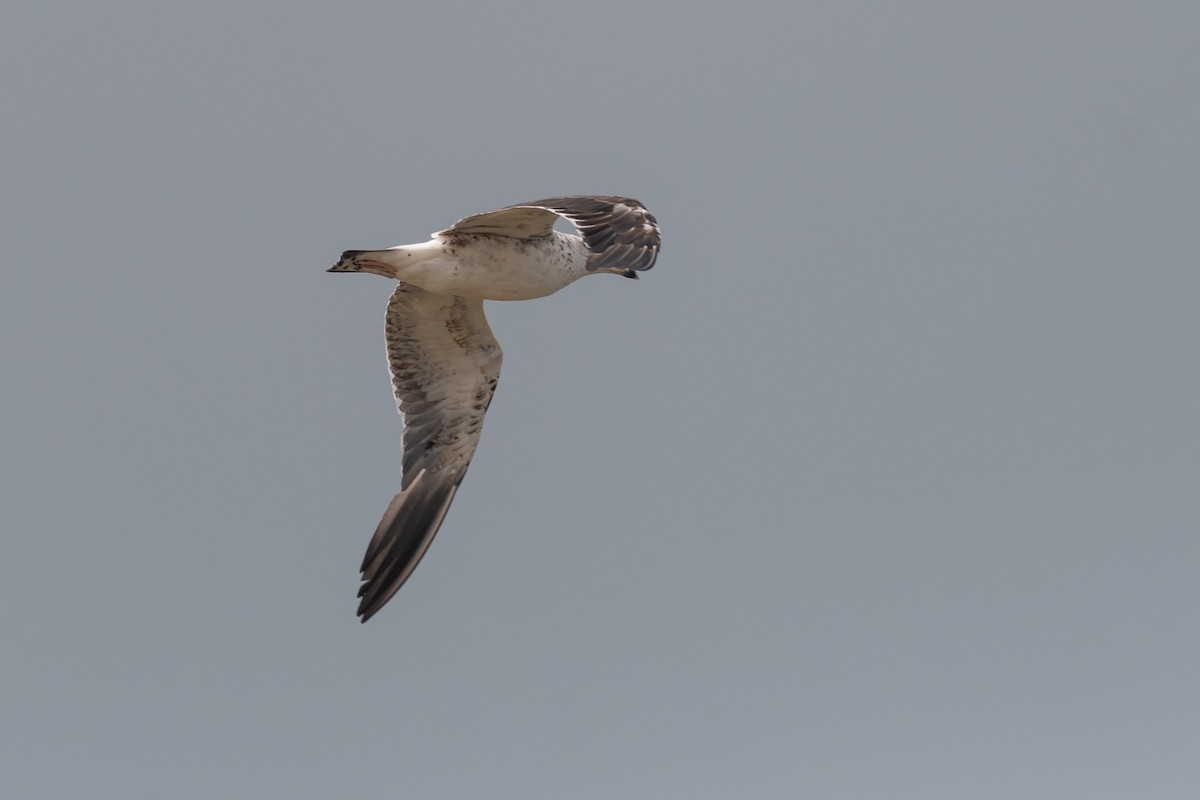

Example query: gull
[329,196,661,621]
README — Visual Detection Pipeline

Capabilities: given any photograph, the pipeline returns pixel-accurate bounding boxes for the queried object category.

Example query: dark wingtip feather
[355,471,460,622]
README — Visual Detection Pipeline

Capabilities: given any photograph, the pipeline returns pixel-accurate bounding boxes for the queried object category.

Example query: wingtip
[357,590,381,623]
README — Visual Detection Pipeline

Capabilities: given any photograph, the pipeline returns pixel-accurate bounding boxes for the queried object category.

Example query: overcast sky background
[3,2,1199,797]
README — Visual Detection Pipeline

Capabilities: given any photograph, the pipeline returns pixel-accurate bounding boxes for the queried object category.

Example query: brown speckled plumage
[330,196,660,621]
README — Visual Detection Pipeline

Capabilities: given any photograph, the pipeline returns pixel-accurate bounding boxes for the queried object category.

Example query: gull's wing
[357,283,503,622]
[442,195,661,274]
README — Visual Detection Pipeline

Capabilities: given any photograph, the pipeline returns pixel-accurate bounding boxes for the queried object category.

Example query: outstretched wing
[357,283,503,621]
[443,195,661,274]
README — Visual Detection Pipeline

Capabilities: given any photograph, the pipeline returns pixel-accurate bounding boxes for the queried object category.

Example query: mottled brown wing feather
[440,205,560,239]
[356,283,503,622]
[445,195,661,274]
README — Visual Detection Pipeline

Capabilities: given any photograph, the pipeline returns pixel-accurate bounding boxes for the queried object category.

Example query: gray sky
[3,2,1199,797]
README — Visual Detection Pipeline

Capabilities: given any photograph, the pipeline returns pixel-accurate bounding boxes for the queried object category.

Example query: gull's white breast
[383,231,591,301]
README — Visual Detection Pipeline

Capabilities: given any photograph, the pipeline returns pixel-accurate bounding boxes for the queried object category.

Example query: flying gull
[329,196,661,621]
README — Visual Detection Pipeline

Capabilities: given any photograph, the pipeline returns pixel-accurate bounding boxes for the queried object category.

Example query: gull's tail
[328,250,370,273]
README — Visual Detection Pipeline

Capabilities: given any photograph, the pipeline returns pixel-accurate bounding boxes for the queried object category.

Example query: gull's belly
[401,235,587,301]
[428,255,572,300]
